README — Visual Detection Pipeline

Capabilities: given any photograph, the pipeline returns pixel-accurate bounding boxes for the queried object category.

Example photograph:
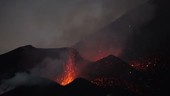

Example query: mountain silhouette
[81,55,145,84]
[1,77,137,96]
[0,45,87,80]
[1,75,62,96]
[0,46,149,96]
[64,78,104,96]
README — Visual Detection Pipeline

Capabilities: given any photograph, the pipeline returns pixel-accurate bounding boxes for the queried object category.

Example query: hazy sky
[0,0,148,54]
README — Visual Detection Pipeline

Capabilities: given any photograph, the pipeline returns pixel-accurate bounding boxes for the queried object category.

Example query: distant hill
[81,55,145,84]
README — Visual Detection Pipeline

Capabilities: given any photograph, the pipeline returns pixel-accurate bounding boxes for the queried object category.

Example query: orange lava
[59,50,77,86]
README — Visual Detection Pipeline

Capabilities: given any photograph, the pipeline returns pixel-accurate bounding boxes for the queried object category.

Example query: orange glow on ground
[91,77,142,95]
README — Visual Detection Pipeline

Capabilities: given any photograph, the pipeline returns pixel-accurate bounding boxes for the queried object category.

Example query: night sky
[0,0,148,54]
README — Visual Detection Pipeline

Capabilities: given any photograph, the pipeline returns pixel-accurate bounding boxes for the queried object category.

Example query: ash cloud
[30,57,64,80]
[74,0,156,61]
[0,0,148,54]
[122,0,170,60]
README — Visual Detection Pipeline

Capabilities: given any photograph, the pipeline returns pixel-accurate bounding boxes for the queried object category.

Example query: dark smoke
[74,0,156,61]
[122,0,170,60]
[0,0,148,54]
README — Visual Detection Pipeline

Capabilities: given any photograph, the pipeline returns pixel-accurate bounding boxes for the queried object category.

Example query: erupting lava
[58,50,77,86]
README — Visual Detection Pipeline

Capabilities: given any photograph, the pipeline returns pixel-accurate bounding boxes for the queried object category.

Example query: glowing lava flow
[59,50,77,86]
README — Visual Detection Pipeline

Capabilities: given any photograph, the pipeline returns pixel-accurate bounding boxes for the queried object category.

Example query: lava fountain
[57,49,78,86]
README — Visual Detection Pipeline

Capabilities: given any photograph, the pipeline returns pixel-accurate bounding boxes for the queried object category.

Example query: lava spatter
[58,49,78,86]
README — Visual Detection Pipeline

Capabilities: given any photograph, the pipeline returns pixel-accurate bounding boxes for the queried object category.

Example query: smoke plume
[0,0,148,54]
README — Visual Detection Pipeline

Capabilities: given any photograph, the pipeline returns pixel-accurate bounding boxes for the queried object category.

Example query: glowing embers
[91,77,120,87]
[129,56,160,72]
[91,77,141,94]
[58,50,77,86]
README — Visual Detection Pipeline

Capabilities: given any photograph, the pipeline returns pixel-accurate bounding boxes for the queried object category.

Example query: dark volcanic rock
[1,77,137,96]
[64,78,104,96]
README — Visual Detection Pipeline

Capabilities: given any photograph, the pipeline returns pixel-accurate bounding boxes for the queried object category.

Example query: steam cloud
[0,57,66,94]
[0,73,30,95]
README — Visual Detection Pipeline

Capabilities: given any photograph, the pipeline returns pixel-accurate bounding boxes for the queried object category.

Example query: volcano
[0,45,87,85]
[0,45,144,86]
[0,45,167,96]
